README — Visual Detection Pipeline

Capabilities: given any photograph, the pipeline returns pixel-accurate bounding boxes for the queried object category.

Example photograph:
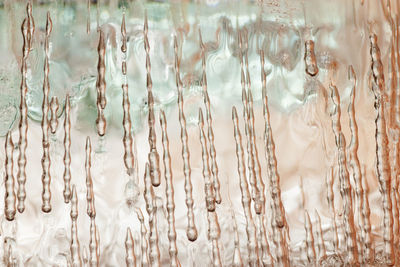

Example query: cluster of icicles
[4,1,400,267]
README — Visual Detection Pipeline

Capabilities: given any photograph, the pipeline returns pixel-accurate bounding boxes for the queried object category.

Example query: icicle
[248,90,266,213]
[314,210,326,261]
[17,15,30,214]
[199,29,222,205]
[143,163,155,216]
[144,11,161,187]
[329,83,359,265]
[125,227,136,267]
[347,66,373,263]
[4,132,16,221]
[85,137,96,218]
[325,167,339,251]
[304,40,318,76]
[160,110,180,267]
[87,0,91,34]
[239,31,261,215]
[41,12,53,213]
[304,210,316,265]
[95,31,107,136]
[198,109,216,212]
[121,14,135,175]
[260,50,289,266]
[70,185,82,267]
[206,211,222,267]
[89,216,99,267]
[135,208,150,267]
[232,107,259,266]
[49,96,59,134]
[148,209,161,267]
[230,207,244,267]
[174,36,197,242]
[63,95,72,203]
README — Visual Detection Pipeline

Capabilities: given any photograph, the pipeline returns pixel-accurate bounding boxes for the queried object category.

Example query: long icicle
[121,13,135,176]
[347,66,372,263]
[70,185,82,267]
[329,83,359,265]
[260,50,289,266]
[41,12,53,213]
[63,95,72,203]
[144,11,161,187]
[232,107,259,266]
[85,137,99,267]
[199,29,222,205]
[174,36,197,242]
[17,1,35,214]
[160,110,180,267]
[239,31,261,215]
[95,31,107,137]
[370,33,395,266]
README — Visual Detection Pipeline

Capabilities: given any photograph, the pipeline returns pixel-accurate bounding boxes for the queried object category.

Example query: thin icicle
[206,211,222,267]
[260,50,289,266]
[232,107,259,266]
[49,96,59,134]
[70,185,82,267]
[4,132,16,221]
[125,227,136,267]
[239,31,261,215]
[314,210,326,262]
[41,12,53,213]
[16,14,30,214]
[87,0,91,34]
[121,14,135,175]
[160,110,180,267]
[148,209,161,267]
[304,210,316,265]
[174,36,197,242]
[198,109,216,212]
[135,208,150,267]
[325,167,339,252]
[347,66,372,263]
[63,95,72,203]
[329,83,359,265]
[144,11,161,187]
[89,216,99,267]
[143,163,155,217]
[85,137,96,218]
[199,29,222,205]
[95,31,107,136]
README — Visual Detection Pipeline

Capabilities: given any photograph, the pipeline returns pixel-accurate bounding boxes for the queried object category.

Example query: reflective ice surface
[0,0,398,266]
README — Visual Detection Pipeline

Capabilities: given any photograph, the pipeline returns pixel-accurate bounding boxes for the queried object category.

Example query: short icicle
[198,109,216,212]
[70,185,82,267]
[4,132,16,221]
[125,227,136,267]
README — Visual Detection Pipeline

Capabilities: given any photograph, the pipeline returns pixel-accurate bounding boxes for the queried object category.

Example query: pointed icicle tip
[348,65,356,81]
[199,108,204,126]
[232,106,238,120]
